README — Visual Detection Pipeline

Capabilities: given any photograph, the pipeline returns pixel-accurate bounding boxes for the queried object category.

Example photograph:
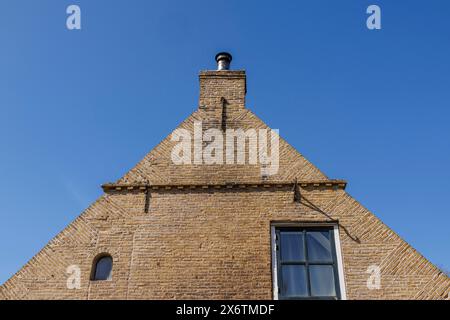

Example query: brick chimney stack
[199,52,246,111]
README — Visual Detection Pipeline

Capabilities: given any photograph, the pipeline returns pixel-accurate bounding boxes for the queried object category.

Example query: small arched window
[91,254,113,281]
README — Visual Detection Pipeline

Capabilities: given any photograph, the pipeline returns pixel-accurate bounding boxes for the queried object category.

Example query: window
[274,227,341,299]
[91,254,113,281]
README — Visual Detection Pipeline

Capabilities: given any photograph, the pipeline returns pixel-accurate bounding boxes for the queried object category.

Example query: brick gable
[2,64,449,300]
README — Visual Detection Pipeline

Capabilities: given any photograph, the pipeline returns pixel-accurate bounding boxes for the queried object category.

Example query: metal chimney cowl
[215,52,232,70]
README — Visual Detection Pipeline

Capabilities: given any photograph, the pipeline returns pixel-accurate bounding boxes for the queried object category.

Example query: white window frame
[271,222,347,300]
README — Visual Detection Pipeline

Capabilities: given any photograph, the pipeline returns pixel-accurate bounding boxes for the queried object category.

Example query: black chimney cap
[215,52,233,63]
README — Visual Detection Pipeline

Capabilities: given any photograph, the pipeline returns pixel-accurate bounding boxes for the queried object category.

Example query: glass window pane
[94,256,112,280]
[281,265,308,297]
[280,231,304,262]
[309,265,336,297]
[306,231,332,262]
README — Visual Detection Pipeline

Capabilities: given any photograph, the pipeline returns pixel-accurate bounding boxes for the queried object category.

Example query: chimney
[199,52,246,110]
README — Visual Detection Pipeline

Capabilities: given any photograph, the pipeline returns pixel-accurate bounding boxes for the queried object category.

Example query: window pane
[281,265,308,297]
[280,231,304,261]
[309,265,336,297]
[94,256,112,280]
[306,231,332,262]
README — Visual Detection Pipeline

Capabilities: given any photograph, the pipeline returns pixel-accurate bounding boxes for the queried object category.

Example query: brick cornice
[199,70,246,78]
[101,179,347,192]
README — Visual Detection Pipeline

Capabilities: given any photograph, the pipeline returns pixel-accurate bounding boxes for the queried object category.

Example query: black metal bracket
[221,97,227,132]
[144,187,151,213]
[293,179,301,203]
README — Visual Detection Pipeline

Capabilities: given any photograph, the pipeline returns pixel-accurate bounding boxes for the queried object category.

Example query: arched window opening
[91,254,113,281]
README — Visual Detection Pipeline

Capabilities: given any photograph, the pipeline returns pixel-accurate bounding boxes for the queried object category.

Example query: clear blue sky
[1,0,449,284]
